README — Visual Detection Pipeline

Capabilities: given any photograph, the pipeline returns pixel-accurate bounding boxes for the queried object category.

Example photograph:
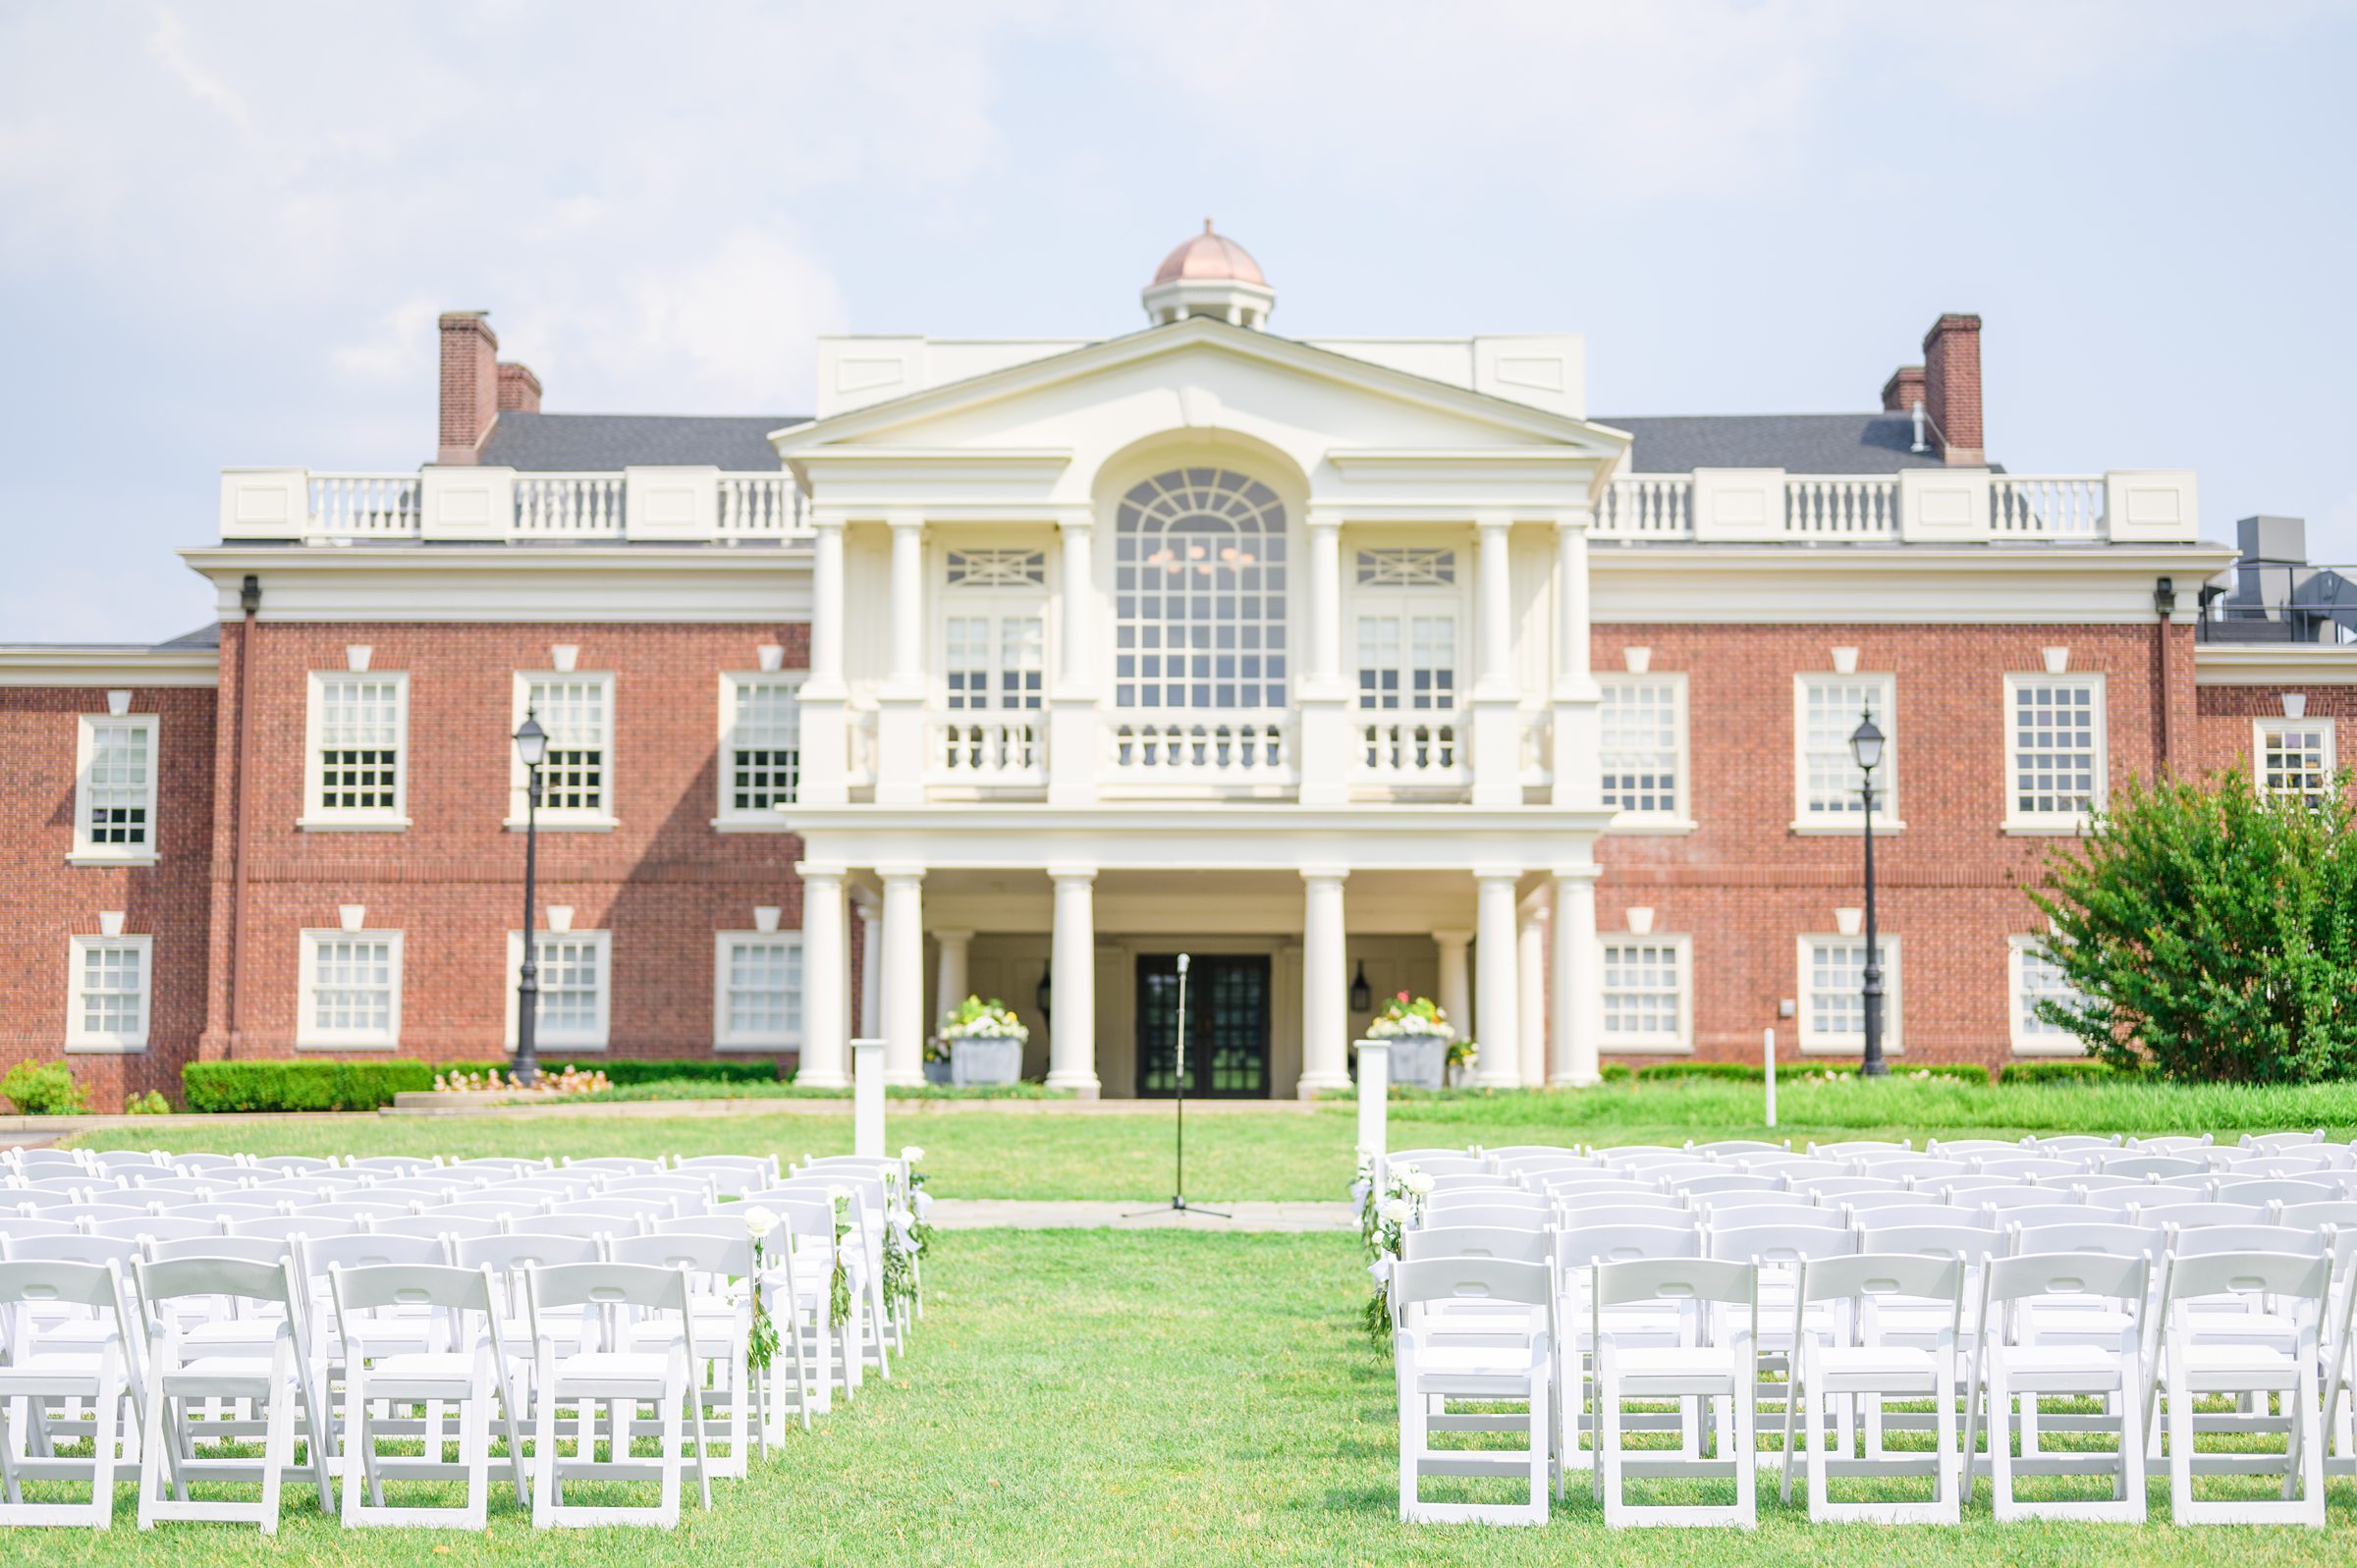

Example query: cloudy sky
[2,1,2352,642]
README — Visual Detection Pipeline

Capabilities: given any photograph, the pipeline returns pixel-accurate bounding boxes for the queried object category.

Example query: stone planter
[1382,1032,1451,1092]
[921,1059,953,1087]
[947,1034,1025,1088]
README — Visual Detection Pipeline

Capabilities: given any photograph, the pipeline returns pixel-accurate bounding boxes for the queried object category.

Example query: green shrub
[1999,1058,2133,1085]
[2033,769,2357,1082]
[1598,1062,1635,1083]
[1639,1060,1769,1082]
[2,1062,86,1115]
[1638,1059,1990,1085]
[124,1090,173,1115]
[182,1061,438,1113]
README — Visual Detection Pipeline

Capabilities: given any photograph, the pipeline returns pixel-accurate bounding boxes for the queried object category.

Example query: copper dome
[1151,220,1266,288]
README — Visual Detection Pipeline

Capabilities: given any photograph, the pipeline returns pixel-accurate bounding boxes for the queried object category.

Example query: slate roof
[476,412,800,472]
[1593,413,1953,475]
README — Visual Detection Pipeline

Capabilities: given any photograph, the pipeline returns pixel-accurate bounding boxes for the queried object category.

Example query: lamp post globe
[1849,709,1889,1078]
[512,711,547,1087]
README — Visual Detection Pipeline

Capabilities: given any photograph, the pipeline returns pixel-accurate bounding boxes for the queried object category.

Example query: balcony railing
[1590,470,2191,544]
[222,466,808,544]
[929,712,1046,789]
[1106,712,1292,790]
[1354,714,1465,786]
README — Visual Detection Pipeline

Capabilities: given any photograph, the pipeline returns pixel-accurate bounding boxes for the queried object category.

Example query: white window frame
[509,672,617,831]
[1596,933,1693,1054]
[505,929,613,1053]
[715,672,806,830]
[65,934,152,1053]
[1792,673,1900,833]
[70,714,159,864]
[1598,673,1692,830]
[2254,715,2336,805]
[296,929,405,1051]
[712,931,804,1053]
[2002,672,2108,834]
[1795,934,1904,1056]
[2007,934,2086,1057]
[301,671,411,831]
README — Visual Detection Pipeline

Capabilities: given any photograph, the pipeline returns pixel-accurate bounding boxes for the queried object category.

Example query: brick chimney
[1880,364,1926,414]
[436,310,499,465]
[1921,312,1985,466]
[497,361,542,413]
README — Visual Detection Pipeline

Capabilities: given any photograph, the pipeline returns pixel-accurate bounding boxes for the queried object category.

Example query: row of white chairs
[0,1147,928,1533]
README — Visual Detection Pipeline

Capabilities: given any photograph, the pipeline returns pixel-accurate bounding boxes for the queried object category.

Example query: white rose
[827,1185,853,1205]
[1378,1198,1412,1225]
[1399,1169,1435,1197]
[741,1205,779,1240]
[901,1146,925,1163]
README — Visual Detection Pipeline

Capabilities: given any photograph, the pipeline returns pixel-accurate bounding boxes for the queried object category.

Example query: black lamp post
[512,710,548,1087]
[1849,708,1889,1078]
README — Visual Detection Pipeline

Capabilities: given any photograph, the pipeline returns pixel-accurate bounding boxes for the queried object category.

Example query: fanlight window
[1113,467,1288,710]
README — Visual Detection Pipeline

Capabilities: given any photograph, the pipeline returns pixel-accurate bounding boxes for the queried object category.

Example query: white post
[1549,865,1601,1087]
[1764,1028,1778,1131]
[875,515,927,805]
[798,517,850,805]
[1475,516,1514,695]
[1296,514,1349,806]
[1299,869,1351,1098]
[887,515,925,688]
[1433,929,1473,1044]
[852,1038,886,1159]
[1048,514,1100,808]
[795,865,849,1089]
[1356,1040,1390,1162]
[1516,902,1547,1090]
[879,867,925,1086]
[854,892,882,1040]
[1473,870,1521,1088]
[1469,514,1522,806]
[1046,867,1100,1096]
[932,928,972,1043]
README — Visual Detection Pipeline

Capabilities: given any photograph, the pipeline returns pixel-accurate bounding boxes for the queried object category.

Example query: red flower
[1396,991,1410,1002]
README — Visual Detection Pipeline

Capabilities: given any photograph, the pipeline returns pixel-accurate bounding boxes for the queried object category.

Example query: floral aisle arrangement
[1366,994,1453,1092]
[740,1205,782,1374]
[939,996,1029,1087]
[880,1146,929,1314]
[827,1188,854,1328]
[1360,1162,1433,1350]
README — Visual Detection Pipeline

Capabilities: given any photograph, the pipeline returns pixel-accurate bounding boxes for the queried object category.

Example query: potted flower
[921,1036,953,1086]
[939,995,1027,1087]
[1366,992,1453,1091]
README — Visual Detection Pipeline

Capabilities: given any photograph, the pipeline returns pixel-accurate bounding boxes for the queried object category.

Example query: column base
[883,1069,926,1089]
[1045,1070,1100,1098]
[1295,1071,1352,1100]
[1548,1072,1602,1089]
[795,1068,850,1091]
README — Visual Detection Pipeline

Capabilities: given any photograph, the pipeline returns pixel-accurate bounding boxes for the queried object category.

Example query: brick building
[4,231,2349,1108]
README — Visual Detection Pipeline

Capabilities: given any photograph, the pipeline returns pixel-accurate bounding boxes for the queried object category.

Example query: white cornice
[2193,644,2357,684]
[0,646,219,687]
[179,545,812,624]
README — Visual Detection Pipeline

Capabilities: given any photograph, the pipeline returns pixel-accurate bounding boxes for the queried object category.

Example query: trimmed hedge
[183,1061,437,1113]
[446,1058,781,1088]
[1638,1060,1993,1085]
[1999,1058,2134,1085]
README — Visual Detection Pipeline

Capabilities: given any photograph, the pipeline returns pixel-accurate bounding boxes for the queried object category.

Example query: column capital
[1549,862,1604,885]
[931,927,975,945]
[1474,511,1514,536]
[1046,863,1098,885]
[886,512,926,535]
[1555,504,1596,533]
[876,863,927,885]
[1299,865,1351,886]
[1470,865,1524,885]
[793,861,848,883]
[809,511,849,535]
[1431,927,1473,948]
[1055,509,1094,533]
[1305,510,1343,533]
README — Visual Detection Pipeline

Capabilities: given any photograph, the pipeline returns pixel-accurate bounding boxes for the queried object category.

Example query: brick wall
[2191,679,2357,777]
[0,686,217,1105]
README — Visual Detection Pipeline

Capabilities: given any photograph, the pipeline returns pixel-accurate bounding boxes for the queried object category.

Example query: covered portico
[783,804,1612,1098]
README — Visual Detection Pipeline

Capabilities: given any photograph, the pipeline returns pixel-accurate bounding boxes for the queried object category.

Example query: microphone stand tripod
[1127,952,1228,1219]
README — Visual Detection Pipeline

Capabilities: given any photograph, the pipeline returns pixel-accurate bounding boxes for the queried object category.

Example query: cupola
[1141,220,1276,329]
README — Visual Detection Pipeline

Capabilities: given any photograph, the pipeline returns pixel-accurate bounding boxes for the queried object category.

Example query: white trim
[1597,932,1693,1055]
[717,671,807,827]
[1795,933,1903,1056]
[182,547,814,625]
[713,931,804,1053]
[505,929,613,1053]
[1597,672,1692,831]
[65,933,151,1053]
[2253,715,2337,803]
[1792,672,1900,833]
[2194,645,2357,685]
[2006,933,2085,1057]
[0,647,218,687]
[301,669,410,831]
[295,928,405,1051]
[2002,671,2108,834]
[509,671,618,832]
[70,713,159,863]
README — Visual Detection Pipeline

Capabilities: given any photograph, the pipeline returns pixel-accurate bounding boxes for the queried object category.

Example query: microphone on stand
[1128,950,1226,1219]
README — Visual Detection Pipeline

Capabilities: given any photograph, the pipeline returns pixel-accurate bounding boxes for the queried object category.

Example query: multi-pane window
[1600,676,1685,820]
[944,616,1044,711]
[2257,718,2335,806]
[1355,548,1455,587]
[309,674,406,820]
[945,550,1046,588]
[517,675,613,821]
[1114,467,1288,709]
[723,676,800,818]
[1798,936,1902,1054]
[510,931,611,1051]
[299,932,403,1049]
[1354,614,1456,711]
[1795,675,1895,824]
[74,716,156,857]
[2008,937,2082,1055]
[1600,938,1689,1052]
[715,934,802,1051]
[2005,675,2106,829]
[66,936,151,1050]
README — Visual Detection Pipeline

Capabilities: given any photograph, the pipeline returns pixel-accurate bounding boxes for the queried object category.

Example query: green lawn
[64,1075,2357,1204]
[17,1230,2356,1564]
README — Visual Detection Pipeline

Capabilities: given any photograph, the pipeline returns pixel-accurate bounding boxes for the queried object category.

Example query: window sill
[298,817,411,834]
[295,1038,402,1053]
[2009,1038,2090,1057]
[65,851,158,867]
[1606,816,1698,836]
[1788,819,1907,837]
[1796,1040,1907,1057]
[2002,819,2090,837]
[712,814,795,834]
[714,1039,797,1054]
[503,1041,610,1054]
[64,1039,147,1055]
[503,818,619,834]
[1599,1039,1694,1056]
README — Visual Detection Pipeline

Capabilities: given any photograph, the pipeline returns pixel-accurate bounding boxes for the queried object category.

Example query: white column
[1550,507,1601,807]
[795,864,849,1088]
[1057,517,1093,689]
[933,928,972,1037]
[879,866,925,1086]
[877,515,928,804]
[1307,515,1343,686]
[1517,901,1548,1090]
[1046,867,1099,1096]
[1551,863,1602,1087]
[854,892,882,1040]
[798,517,850,804]
[1469,514,1522,805]
[1433,929,1473,1043]
[888,515,925,688]
[1299,869,1351,1098]
[1474,870,1521,1087]
[1475,515,1514,696]
[1049,514,1100,807]
[1297,513,1349,805]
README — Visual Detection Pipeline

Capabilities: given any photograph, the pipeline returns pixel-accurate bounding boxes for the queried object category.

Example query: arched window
[1113,467,1288,710]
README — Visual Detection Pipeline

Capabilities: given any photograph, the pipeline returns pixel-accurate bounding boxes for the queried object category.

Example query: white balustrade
[1354,715,1464,783]
[1784,476,1898,538]
[1992,475,2106,539]
[1107,713,1291,784]
[513,473,627,536]
[1516,709,1554,789]
[307,473,421,537]
[846,706,880,790]
[716,474,806,538]
[1595,476,1693,539]
[930,712,1045,786]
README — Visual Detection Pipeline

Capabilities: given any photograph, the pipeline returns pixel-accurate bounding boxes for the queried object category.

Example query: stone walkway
[927,1198,1355,1232]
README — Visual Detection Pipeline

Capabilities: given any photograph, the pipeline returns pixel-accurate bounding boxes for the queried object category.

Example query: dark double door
[1135,953,1271,1099]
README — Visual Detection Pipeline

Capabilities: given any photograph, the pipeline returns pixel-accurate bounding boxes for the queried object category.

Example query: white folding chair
[522,1261,711,1529]
[2152,1248,2330,1525]
[328,1262,528,1529]
[1392,1256,1552,1525]
[1550,1222,1701,1487]
[609,1232,757,1478]
[0,1259,136,1529]
[1780,1252,1963,1523]
[1963,1251,2150,1521]
[1591,1257,1759,1529]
